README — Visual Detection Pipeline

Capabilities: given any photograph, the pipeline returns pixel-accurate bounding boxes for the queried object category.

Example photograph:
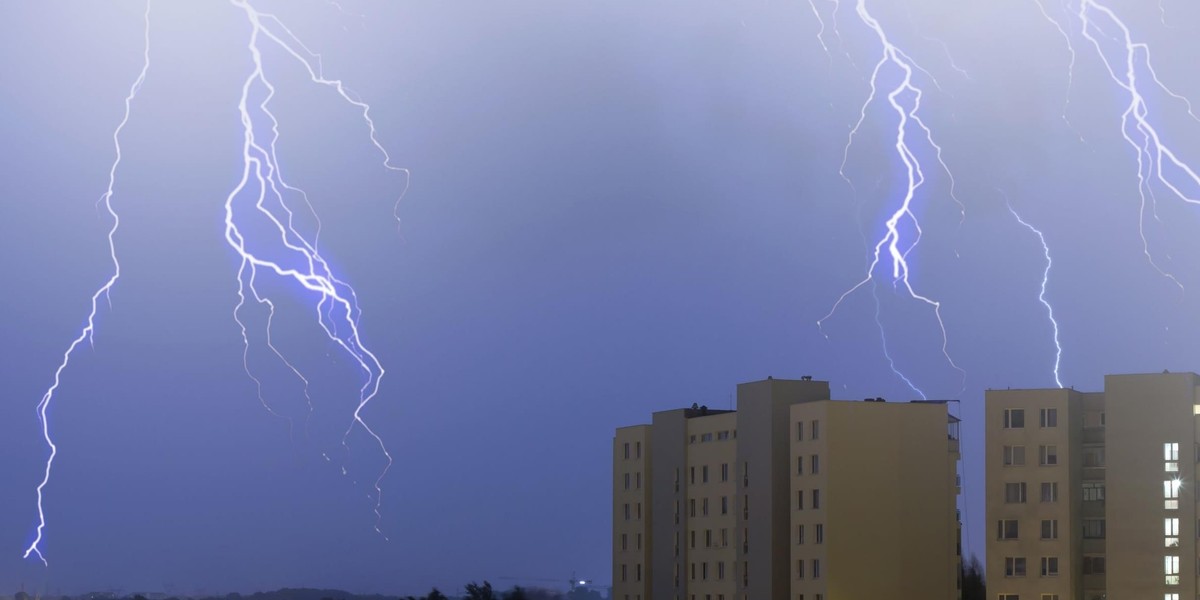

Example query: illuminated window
[1165,479,1182,510]
[1165,594,1179,600]
[1003,445,1026,466]
[1165,443,1180,461]
[998,519,1019,540]
[1004,409,1025,429]
[1166,517,1180,547]
[1040,408,1057,427]
[1165,555,1180,585]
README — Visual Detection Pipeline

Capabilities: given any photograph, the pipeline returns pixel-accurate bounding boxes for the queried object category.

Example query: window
[721,496,728,515]
[1039,445,1058,466]
[690,499,696,517]
[1083,447,1105,468]
[1042,595,1059,600]
[815,524,824,544]
[721,463,729,482]
[999,596,1018,600]
[1082,519,1105,539]
[1004,557,1027,577]
[703,465,709,483]
[1083,556,1105,574]
[1166,517,1179,547]
[621,533,627,551]
[1040,407,1057,427]
[703,498,709,516]
[797,490,804,510]
[624,473,630,490]
[720,528,727,547]
[1003,445,1026,466]
[717,561,725,580]
[1165,594,1179,600]
[1005,482,1027,504]
[812,559,820,579]
[1004,408,1025,428]
[997,519,1019,540]
[1082,482,1104,501]
[811,455,820,474]
[812,489,820,509]
[811,420,820,440]
[797,421,804,441]
[624,503,630,520]
[623,443,630,459]
[1165,479,1181,509]
[797,559,804,579]
[1165,555,1180,585]
[691,467,696,485]
[797,456,804,476]
[1040,482,1058,502]
[635,441,641,458]
[797,524,805,545]
[636,472,641,489]
[1040,519,1058,540]
[701,433,713,443]
[1040,556,1059,576]
[1166,442,1180,461]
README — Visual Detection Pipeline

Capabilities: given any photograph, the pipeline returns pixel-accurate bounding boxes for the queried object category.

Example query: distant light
[579,581,587,585]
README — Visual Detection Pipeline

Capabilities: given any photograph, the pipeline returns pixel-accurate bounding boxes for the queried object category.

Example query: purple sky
[2,0,1200,595]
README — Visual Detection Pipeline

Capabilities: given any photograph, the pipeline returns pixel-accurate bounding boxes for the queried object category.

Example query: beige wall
[985,388,1083,600]
[1105,372,1200,599]
[797,400,958,600]
[613,425,652,600]
[685,413,737,600]
[736,378,830,600]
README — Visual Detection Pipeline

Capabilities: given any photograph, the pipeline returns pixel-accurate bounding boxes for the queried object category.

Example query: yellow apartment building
[614,377,962,600]
[986,371,1200,600]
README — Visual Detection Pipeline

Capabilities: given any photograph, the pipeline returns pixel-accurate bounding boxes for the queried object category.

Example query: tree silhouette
[464,582,498,600]
[961,554,985,600]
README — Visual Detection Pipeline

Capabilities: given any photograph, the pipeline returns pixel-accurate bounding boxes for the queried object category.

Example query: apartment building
[613,377,962,600]
[986,371,1200,600]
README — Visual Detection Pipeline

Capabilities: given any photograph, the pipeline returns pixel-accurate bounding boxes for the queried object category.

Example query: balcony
[1082,427,1105,444]
[949,437,960,453]
[1082,466,1106,481]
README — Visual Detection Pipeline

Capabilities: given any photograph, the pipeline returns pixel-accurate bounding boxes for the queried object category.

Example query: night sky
[2,0,1200,595]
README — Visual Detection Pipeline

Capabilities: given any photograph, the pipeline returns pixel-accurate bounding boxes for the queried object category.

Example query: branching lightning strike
[818,0,965,399]
[25,0,407,563]
[1005,198,1064,388]
[24,0,153,565]
[1077,0,1200,290]
[228,0,403,537]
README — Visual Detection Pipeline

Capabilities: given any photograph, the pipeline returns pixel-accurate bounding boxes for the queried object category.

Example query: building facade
[986,371,1200,600]
[613,377,962,600]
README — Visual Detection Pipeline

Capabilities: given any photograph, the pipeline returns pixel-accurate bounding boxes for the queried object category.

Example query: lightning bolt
[1005,197,1064,388]
[23,0,153,565]
[1031,0,1081,138]
[227,0,402,536]
[818,0,965,397]
[1078,0,1200,291]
